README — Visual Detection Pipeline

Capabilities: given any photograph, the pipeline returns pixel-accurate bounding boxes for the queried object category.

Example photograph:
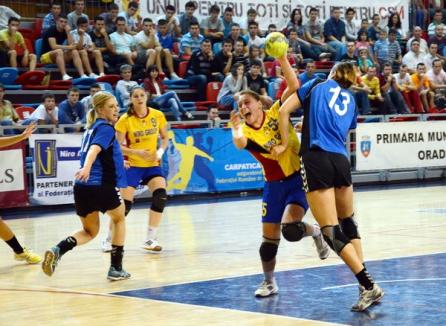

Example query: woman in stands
[0,123,41,264]
[143,65,193,121]
[42,92,130,281]
[277,62,384,311]
[102,86,169,253]
[217,62,247,109]
[0,83,21,134]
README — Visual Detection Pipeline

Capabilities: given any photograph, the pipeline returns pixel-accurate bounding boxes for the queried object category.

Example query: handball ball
[265,32,289,58]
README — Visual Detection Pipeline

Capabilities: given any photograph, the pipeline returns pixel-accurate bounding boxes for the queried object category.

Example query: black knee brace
[321,225,350,255]
[151,188,167,213]
[259,238,279,262]
[281,221,306,242]
[124,200,133,216]
[339,214,361,240]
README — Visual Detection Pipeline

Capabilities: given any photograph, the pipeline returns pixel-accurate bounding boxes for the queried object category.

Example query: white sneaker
[255,279,279,297]
[101,238,112,253]
[185,111,194,119]
[80,74,88,79]
[99,72,106,77]
[89,73,99,79]
[170,73,181,80]
[313,225,330,260]
[351,284,384,312]
[141,239,162,253]
[62,74,72,81]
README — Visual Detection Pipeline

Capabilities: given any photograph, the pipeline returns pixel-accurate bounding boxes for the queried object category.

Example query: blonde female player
[277,62,383,311]
[229,53,330,298]
[42,92,130,281]
[101,86,169,253]
[0,124,41,264]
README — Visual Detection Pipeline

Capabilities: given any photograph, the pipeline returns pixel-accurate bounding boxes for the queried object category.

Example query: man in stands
[298,60,326,85]
[100,3,119,34]
[207,107,221,128]
[41,14,85,81]
[246,21,264,48]
[228,23,248,53]
[89,15,119,71]
[246,60,272,106]
[58,87,85,131]
[0,17,36,71]
[427,58,446,110]
[305,7,336,60]
[222,7,235,38]
[402,40,427,74]
[428,9,445,37]
[411,62,435,112]
[185,39,214,101]
[407,26,429,54]
[157,5,181,37]
[368,14,385,45]
[323,7,347,61]
[340,41,358,61]
[180,22,204,57]
[428,25,446,58]
[109,17,137,65]
[379,63,407,114]
[42,1,61,35]
[179,1,199,36]
[0,5,20,30]
[118,1,140,35]
[239,8,258,35]
[81,83,101,112]
[212,38,233,79]
[200,5,224,45]
[25,93,58,132]
[424,42,443,70]
[67,0,89,30]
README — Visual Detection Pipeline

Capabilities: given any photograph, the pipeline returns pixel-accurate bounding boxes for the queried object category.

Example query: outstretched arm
[279,53,300,103]
[279,93,302,148]
[0,123,36,148]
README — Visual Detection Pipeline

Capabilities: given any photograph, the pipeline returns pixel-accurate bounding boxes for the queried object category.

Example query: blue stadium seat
[267,80,280,99]
[0,68,21,90]
[212,42,222,54]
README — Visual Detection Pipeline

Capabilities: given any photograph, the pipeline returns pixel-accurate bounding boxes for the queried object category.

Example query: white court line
[321,278,446,290]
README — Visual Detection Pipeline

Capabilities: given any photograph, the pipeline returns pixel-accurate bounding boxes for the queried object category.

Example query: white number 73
[328,86,350,116]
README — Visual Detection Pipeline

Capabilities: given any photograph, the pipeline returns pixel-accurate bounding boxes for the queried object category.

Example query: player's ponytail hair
[85,91,115,129]
[126,85,146,117]
[330,61,356,89]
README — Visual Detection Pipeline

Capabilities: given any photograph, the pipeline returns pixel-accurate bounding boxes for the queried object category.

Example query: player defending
[229,53,330,298]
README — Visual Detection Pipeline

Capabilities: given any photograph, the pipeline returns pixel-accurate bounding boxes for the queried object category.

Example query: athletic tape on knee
[339,214,361,240]
[321,225,350,255]
[151,188,167,213]
[259,237,280,262]
[281,221,306,242]
[124,199,133,216]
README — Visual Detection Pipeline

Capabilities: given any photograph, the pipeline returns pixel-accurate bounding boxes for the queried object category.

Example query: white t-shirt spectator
[427,69,446,86]
[70,29,93,48]
[393,72,413,88]
[133,30,159,50]
[402,51,427,71]
[29,105,59,123]
[110,31,135,54]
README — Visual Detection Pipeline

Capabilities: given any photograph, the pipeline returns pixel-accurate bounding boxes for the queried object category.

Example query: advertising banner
[356,121,446,171]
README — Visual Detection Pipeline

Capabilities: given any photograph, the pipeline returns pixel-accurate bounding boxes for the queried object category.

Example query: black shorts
[300,149,352,192]
[74,184,122,217]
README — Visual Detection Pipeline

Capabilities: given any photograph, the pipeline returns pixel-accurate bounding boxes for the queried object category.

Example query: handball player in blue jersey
[42,92,131,281]
[277,62,384,312]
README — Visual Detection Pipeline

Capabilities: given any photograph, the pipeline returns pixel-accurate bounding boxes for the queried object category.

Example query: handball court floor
[0,183,445,325]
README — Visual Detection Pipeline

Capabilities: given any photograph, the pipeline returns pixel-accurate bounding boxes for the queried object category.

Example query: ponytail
[85,109,97,129]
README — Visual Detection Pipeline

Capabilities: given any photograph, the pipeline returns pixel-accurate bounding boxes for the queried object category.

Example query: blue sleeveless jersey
[76,118,127,188]
[298,79,357,157]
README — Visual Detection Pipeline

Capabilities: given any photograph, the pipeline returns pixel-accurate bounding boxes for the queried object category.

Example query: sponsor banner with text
[0,143,28,208]
[356,122,446,171]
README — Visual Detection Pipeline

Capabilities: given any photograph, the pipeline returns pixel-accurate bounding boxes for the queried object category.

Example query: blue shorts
[126,166,165,188]
[262,172,309,224]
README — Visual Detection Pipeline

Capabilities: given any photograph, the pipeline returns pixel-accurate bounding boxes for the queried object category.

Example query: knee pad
[281,221,306,242]
[339,214,361,240]
[151,188,167,213]
[259,238,279,262]
[124,199,132,216]
[321,225,350,255]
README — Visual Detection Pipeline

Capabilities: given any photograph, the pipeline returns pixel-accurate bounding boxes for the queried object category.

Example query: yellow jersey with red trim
[241,100,301,181]
[115,108,167,168]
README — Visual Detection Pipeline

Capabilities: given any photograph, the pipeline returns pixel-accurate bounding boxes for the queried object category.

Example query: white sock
[311,224,321,238]
[147,226,158,240]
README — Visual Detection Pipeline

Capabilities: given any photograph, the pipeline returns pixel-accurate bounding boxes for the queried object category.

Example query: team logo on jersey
[360,136,371,158]
[35,140,57,178]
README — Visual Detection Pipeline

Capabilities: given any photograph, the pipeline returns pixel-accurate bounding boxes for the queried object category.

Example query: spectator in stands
[350,64,372,115]
[115,64,138,109]
[362,66,385,113]
[157,5,181,37]
[411,62,435,112]
[340,41,358,61]
[246,21,264,48]
[217,62,247,109]
[240,8,258,35]
[118,1,140,35]
[0,83,20,134]
[143,65,192,121]
[246,60,272,107]
[356,29,374,57]
[25,93,58,130]
[428,25,446,56]
[368,14,385,45]
[0,6,20,30]
[179,1,199,36]
[386,12,407,41]
[70,17,104,78]
[344,8,359,42]
[304,7,336,60]
[100,3,119,34]
[379,63,407,114]
[265,24,277,37]
[298,60,326,85]
[134,18,161,70]
[360,18,369,31]
[323,7,347,61]
[273,47,298,80]
[157,19,175,53]
[248,45,267,77]
[207,107,221,128]
[222,7,235,38]
[232,39,249,67]
[403,40,427,73]
[201,5,224,44]
[428,9,445,37]
[67,0,89,30]
[408,26,429,54]
[228,24,248,53]
[58,87,85,129]
[387,29,403,70]
[180,22,204,57]
[212,38,233,79]
[42,1,61,35]
[358,47,375,74]
[0,17,37,71]
[185,39,214,100]
[80,83,101,112]
[394,64,424,113]
[89,15,119,71]
[109,17,137,65]
[427,58,446,108]
[424,42,443,70]
[429,0,446,23]
[373,30,391,69]
[286,9,318,61]
[41,14,85,81]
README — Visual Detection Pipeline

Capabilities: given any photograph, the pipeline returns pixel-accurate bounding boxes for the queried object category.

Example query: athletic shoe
[41,246,60,277]
[313,226,330,260]
[141,239,162,253]
[351,283,384,312]
[107,266,131,281]
[254,279,279,297]
[62,74,72,81]
[185,111,194,119]
[14,247,42,264]
[170,73,181,80]
[101,238,112,253]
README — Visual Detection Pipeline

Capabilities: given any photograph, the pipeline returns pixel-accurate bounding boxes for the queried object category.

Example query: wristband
[156,148,165,160]
[231,126,243,139]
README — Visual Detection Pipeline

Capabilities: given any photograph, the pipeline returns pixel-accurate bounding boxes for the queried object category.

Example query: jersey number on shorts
[262,202,267,217]
[328,86,350,116]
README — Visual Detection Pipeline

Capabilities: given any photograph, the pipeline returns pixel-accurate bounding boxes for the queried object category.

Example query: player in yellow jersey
[101,86,169,253]
[230,54,330,298]
[0,124,41,264]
